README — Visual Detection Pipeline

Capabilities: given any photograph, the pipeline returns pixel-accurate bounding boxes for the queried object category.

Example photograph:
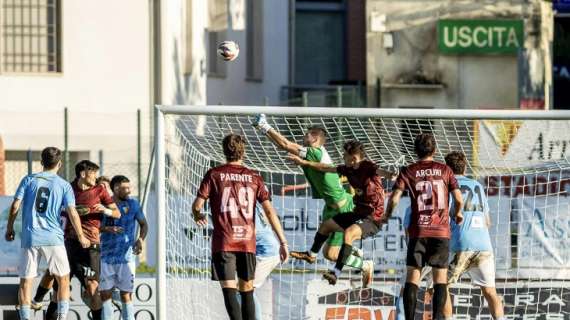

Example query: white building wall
[160,0,208,106]
[0,0,150,192]
[206,0,289,106]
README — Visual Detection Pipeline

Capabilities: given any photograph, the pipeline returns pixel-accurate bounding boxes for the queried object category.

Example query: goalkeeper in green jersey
[253,114,374,287]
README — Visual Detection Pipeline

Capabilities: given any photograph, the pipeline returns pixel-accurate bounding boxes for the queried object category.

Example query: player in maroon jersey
[46,161,121,320]
[384,133,463,320]
[288,140,395,286]
[192,134,289,320]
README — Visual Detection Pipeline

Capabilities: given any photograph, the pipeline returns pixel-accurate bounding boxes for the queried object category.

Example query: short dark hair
[96,176,111,185]
[222,134,246,162]
[343,140,366,157]
[110,175,130,190]
[445,151,467,175]
[414,133,436,158]
[41,147,62,170]
[75,160,100,178]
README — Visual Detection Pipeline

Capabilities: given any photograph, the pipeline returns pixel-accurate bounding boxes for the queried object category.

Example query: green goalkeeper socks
[344,253,364,269]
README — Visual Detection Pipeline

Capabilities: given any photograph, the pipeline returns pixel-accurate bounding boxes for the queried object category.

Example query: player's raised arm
[253,114,303,155]
[260,200,289,263]
[287,154,337,173]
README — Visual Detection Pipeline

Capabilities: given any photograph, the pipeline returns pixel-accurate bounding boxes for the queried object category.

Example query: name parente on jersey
[220,173,253,183]
[415,168,442,178]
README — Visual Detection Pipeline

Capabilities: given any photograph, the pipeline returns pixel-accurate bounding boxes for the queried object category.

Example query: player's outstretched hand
[194,213,207,227]
[279,243,289,264]
[133,238,143,255]
[252,114,267,128]
[78,235,91,249]
[455,213,464,225]
[287,154,305,166]
[5,228,15,242]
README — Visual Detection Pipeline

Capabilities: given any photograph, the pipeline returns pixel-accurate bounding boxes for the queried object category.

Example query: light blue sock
[57,300,69,320]
[19,305,31,320]
[253,291,262,320]
[395,295,405,320]
[102,299,114,320]
[122,302,134,320]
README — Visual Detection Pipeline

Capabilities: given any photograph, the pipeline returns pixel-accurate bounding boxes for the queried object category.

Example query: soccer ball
[217,41,239,61]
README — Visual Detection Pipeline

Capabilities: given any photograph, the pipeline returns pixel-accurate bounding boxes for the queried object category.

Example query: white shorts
[253,255,280,288]
[448,251,495,287]
[20,246,70,278]
[99,262,136,292]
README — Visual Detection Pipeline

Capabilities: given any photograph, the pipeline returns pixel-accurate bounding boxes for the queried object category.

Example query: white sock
[309,251,318,257]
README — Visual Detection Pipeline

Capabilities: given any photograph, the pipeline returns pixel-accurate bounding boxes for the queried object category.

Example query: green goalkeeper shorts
[322,193,355,247]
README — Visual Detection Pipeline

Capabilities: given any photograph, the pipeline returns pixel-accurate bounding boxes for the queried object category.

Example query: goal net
[154,106,570,320]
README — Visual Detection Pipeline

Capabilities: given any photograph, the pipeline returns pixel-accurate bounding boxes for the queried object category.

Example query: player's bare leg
[86,279,103,319]
[18,278,33,320]
[322,244,339,261]
[481,287,505,320]
[219,280,241,320]
[100,290,114,320]
[290,218,343,263]
[32,271,54,311]
[431,268,448,320]
[120,291,135,320]
[54,274,71,320]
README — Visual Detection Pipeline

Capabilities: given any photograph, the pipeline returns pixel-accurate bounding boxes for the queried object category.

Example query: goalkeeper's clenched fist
[252,114,273,134]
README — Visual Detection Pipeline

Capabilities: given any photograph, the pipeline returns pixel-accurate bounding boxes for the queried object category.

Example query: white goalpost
[154,105,570,320]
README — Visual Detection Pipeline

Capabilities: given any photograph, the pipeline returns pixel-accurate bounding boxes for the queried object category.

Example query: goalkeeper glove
[252,114,272,134]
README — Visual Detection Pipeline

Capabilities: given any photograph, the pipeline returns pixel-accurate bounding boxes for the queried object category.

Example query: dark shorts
[211,251,256,281]
[65,239,101,284]
[332,214,381,239]
[407,237,449,269]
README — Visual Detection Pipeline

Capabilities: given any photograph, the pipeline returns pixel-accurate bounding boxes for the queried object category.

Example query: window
[2,0,62,73]
[246,0,262,80]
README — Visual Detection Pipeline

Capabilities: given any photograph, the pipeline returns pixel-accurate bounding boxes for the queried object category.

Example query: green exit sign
[438,19,524,54]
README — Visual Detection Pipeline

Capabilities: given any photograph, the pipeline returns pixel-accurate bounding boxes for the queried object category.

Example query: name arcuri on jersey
[415,169,442,178]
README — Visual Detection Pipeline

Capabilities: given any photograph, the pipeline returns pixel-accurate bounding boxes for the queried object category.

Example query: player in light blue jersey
[99,175,148,320]
[5,147,90,320]
[238,208,282,320]
[443,152,505,320]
